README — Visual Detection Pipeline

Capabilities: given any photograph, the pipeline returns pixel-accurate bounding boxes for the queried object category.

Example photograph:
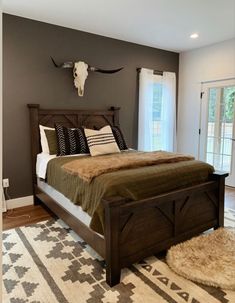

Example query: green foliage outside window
[208,86,235,123]
[224,87,235,122]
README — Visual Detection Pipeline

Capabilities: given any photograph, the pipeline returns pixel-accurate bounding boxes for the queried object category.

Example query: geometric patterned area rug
[2,209,235,303]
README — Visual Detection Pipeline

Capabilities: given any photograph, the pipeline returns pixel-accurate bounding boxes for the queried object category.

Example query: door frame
[199,79,235,187]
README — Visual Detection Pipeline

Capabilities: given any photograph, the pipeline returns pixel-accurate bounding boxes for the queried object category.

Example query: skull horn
[50,57,74,68]
[88,66,123,73]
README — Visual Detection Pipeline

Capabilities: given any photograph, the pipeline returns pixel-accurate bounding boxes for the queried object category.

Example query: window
[206,86,235,171]
[138,69,176,152]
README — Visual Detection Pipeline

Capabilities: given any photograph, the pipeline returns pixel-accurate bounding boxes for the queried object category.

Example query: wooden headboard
[27,104,120,184]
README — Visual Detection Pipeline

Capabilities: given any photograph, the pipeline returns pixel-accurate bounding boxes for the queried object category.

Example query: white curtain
[138,69,176,152]
[138,68,154,151]
[162,72,177,152]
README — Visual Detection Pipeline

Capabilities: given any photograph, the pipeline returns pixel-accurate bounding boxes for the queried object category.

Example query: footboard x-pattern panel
[119,183,218,256]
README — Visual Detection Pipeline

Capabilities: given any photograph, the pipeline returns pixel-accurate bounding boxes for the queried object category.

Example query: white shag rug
[166,227,235,290]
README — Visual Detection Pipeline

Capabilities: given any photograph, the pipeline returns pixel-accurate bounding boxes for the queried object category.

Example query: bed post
[109,106,120,127]
[210,171,228,229]
[27,104,40,204]
[103,196,125,286]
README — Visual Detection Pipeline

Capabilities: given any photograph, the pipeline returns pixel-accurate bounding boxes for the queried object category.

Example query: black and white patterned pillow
[111,126,128,150]
[55,124,89,156]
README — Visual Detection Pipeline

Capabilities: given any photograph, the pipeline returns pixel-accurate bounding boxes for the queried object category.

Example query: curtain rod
[136,68,163,75]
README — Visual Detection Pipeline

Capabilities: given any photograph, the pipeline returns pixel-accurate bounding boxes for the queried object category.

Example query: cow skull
[51,57,123,97]
[73,62,88,96]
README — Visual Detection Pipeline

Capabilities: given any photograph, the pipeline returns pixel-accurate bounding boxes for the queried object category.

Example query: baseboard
[6,195,34,209]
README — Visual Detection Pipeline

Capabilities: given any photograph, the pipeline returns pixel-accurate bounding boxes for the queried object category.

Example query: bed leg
[106,262,121,287]
[33,185,41,205]
[103,196,125,287]
[211,172,228,230]
[33,195,41,205]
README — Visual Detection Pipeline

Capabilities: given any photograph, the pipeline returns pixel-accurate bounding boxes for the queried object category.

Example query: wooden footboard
[103,171,228,286]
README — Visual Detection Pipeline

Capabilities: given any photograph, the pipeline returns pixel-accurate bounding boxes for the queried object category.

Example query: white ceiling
[3,0,235,52]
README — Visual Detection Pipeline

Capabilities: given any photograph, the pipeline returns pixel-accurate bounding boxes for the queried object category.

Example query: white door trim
[199,79,235,187]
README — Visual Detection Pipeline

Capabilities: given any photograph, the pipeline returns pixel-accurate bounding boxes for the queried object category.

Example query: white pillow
[39,125,54,154]
[84,125,120,156]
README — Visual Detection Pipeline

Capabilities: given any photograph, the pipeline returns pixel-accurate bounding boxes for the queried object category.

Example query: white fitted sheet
[36,153,56,179]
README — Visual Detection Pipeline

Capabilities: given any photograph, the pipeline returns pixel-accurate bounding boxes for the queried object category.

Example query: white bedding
[36,153,56,179]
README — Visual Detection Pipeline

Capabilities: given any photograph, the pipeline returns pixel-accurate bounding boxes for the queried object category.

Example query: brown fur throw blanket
[62,151,194,183]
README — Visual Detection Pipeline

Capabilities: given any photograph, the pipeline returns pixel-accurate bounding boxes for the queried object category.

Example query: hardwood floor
[225,186,235,210]
[2,187,235,231]
[2,204,54,231]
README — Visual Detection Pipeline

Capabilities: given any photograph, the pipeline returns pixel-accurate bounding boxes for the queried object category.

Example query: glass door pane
[206,86,235,172]
[200,80,235,187]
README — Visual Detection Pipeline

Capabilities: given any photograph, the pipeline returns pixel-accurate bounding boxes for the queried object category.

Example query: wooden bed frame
[28,104,228,287]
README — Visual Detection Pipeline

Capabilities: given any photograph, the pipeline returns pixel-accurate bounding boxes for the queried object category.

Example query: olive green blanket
[46,152,214,235]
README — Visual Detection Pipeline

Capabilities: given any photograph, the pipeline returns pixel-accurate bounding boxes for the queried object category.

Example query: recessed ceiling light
[190,33,199,39]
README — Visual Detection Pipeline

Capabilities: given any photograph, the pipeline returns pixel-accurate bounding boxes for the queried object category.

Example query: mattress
[37,178,92,227]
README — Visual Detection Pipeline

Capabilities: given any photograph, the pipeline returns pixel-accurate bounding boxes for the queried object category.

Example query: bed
[28,104,228,286]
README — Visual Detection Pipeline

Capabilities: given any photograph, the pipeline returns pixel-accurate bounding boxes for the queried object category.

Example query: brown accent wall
[3,14,179,199]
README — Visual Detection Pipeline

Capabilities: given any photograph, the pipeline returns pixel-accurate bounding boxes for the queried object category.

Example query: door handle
[230,138,235,141]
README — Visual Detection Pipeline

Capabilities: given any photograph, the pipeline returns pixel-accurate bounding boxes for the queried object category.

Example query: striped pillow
[85,125,120,156]
[55,124,89,156]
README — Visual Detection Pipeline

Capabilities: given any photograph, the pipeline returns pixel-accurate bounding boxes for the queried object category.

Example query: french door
[199,79,235,187]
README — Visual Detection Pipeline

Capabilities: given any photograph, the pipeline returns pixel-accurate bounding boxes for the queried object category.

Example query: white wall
[178,38,235,157]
